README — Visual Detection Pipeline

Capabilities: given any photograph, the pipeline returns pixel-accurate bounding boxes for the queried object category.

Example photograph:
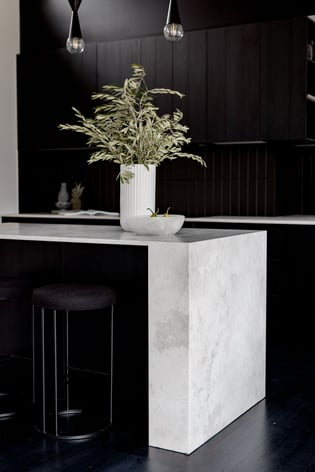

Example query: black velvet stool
[0,276,33,419]
[32,283,116,439]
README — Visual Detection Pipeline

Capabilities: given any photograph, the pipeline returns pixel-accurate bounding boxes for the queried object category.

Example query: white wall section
[0,0,20,215]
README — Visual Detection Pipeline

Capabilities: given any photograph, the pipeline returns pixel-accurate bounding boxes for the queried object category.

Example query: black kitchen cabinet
[206,16,315,143]
[261,17,308,141]
[207,23,261,143]
[17,43,97,150]
[173,30,207,143]
[18,16,315,151]
[140,36,173,118]
[97,38,141,91]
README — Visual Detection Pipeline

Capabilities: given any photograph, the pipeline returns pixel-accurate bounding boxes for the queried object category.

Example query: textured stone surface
[149,232,266,454]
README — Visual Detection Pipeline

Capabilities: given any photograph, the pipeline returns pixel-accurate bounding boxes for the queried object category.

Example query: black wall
[20,0,315,51]
[17,1,315,216]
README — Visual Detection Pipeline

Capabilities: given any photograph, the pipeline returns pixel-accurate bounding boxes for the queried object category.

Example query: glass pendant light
[163,0,184,42]
[66,0,85,54]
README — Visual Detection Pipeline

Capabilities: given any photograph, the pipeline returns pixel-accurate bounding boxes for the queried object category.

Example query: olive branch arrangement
[59,64,206,182]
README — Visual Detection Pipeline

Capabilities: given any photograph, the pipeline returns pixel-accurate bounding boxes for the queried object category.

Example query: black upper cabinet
[173,31,207,143]
[140,36,173,117]
[261,17,308,141]
[207,23,261,143]
[97,39,141,91]
[207,16,313,143]
[18,43,97,150]
[18,16,315,151]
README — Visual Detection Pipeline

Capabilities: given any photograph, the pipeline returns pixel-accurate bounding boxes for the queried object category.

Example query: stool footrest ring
[35,409,110,440]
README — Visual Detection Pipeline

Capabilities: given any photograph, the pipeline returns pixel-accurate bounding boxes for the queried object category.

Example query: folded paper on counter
[58,209,119,216]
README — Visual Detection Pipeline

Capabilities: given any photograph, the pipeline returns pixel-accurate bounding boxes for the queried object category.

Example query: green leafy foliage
[59,64,206,181]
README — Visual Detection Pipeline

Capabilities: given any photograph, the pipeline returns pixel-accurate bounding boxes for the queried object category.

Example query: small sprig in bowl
[127,208,185,236]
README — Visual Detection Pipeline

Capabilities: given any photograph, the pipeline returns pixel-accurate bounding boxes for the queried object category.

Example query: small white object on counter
[127,214,184,235]
[55,202,70,210]
[58,209,119,216]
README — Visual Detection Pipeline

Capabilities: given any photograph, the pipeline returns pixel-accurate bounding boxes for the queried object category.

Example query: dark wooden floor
[0,341,315,472]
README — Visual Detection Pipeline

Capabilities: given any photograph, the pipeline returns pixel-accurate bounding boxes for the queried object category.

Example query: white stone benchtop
[0,222,254,245]
[0,222,267,455]
[3,212,315,225]
[187,215,315,225]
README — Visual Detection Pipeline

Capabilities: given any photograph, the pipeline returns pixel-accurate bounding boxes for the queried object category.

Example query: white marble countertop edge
[3,213,315,225]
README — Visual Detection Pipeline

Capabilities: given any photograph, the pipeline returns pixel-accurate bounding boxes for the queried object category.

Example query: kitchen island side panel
[148,232,266,454]
[189,231,267,453]
[148,243,190,453]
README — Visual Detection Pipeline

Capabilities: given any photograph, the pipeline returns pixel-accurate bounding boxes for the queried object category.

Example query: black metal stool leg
[32,305,35,405]
[66,310,69,412]
[110,305,114,426]
[53,309,58,436]
[41,307,46,434]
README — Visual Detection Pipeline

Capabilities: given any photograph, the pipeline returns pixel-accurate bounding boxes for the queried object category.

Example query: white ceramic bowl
[127,214,185,236]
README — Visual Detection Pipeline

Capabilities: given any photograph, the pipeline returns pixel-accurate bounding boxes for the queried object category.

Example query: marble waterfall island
[0,223,266,454]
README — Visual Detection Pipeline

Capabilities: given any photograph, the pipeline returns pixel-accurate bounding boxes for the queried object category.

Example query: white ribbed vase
[120,164,156,231]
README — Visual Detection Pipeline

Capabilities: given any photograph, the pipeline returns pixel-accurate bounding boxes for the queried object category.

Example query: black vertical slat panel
[207,28,226,142]
[173,30,207,143]
[305,154,312,214]
[274,145,300,215]
[230,149,242,215]
[210,150,216,215]
[219,149,225,214]
[140,36,173,116]
[156,162,168,213]
[247,147,257,215]
[265,147,277,215]
[300,151,306,214]
[230,149,239,215]
[225,23,261,141]
[88,160,119,212]
[204,149,213,215]
[309,151,314,213]
[213,150,222,214]
[221,148,231,214]
[263,148,268,216]
[239,147,248,215]
[310,151,315,214]
[256,147,265,215]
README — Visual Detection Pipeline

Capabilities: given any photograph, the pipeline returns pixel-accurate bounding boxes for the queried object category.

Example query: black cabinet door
[173,30,207,143]
[225,23,261,142]
[261,17,307,141]
[140,35,173,116]
[97,38,141,90]
[207,23,261,143]
[18,43,97,150]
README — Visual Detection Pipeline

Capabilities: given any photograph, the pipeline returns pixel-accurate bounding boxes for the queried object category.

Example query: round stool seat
[0,276,33,300]
[32,283,116,311]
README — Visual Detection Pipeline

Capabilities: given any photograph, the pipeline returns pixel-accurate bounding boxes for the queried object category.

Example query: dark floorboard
[0,341,315,472]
